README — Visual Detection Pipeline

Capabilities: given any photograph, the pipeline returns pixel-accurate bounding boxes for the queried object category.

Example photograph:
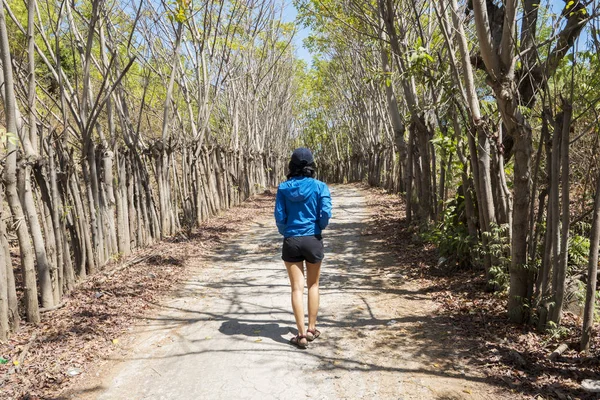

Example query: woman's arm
[318,184,332,229]
[274,188,287,235]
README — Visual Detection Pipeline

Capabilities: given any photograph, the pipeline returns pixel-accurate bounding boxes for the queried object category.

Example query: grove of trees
[1,0,599,359]
[0,0,300,339]
[295,0,600,351]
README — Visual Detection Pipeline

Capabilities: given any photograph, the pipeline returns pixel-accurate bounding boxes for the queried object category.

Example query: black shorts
[282,235,324,264]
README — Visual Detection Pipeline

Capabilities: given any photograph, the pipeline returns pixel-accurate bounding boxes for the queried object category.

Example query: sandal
[290,334,308,349]
[306,328,321,342]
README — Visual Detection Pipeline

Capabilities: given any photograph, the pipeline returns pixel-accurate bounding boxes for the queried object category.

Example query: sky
[282,0,581,67]
[282,1,312,65]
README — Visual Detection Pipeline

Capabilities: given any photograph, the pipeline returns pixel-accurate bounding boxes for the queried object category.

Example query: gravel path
[80,186,509,400]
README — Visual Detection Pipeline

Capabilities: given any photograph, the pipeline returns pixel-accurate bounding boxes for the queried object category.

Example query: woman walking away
[274,148,332,349]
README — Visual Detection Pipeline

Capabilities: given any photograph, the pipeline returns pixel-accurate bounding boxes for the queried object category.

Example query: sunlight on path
[87,186,508,400]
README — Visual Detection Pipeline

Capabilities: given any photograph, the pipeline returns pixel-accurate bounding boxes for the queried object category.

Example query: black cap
[290,147,314,166]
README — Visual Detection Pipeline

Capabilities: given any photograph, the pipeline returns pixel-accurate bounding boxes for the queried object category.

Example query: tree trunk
[70,173,95,277]
[539,111,563,328]
[538,111,555,310]
[115,149,131,257]
[0,191,10,340]
[37,184,60,301]
[581,170,600,352]
[126,156,137,249]
[531,113,550,294]
[0,4,40,323]
[495,125,512,230]
[0,197,19,331]
[378,35,407,193]
[406,124,415,223]
[158,22,183,238]
[98,22,118,259]
[550,101,572,324]
[477,128,496,277]
[18,162,54,307]
[507,127,533,323]
[452,113,478,240]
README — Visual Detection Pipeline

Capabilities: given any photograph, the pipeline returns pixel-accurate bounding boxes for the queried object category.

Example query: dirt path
[72,186,510,400]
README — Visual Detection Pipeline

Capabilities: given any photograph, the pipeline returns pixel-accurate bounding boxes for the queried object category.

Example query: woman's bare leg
[306,261,321,332]
[285,261,306,339]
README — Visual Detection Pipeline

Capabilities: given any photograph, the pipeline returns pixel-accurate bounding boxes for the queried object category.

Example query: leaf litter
[4,184,597,400]
[364,185,599,400]
[0,191,275,400]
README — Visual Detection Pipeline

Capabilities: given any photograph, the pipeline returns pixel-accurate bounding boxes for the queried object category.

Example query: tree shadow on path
[101,187,511,399]
[71,186,514,400]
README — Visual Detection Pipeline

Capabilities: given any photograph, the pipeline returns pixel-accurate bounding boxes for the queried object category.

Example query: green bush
[479,223,511,291]
[422,192,475,270]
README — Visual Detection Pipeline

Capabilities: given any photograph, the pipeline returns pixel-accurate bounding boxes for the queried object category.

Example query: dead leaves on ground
[364,185,600,400]
[0,191,275,399]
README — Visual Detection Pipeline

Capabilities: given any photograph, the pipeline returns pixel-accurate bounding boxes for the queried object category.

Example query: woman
[274,147,332,349]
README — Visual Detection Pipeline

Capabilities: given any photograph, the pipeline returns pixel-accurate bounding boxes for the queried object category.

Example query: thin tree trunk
[378,33,406,193]
[115,149,131,256]
[25,0,56,307]
[158,22,183,237]
[452,113,478,240]
[70,173,94,277]
[37,185,60,301]
[0,4,40,323]
[478,128,496,277]
[532,112,550,299]
[538,111,555,310]
[126,156,137,250]
[98,22,118,259]
[406,124,414,223]
[0,190,9,340]
[496,126,513,231]
[551,101,572,324]
[541,111,563,328]
[0,197,19,331]
[507,127,534,323]
[581,170,600,352]
[46,135,73,291]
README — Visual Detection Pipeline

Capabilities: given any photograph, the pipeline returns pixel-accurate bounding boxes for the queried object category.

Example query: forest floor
[1,185,598,399]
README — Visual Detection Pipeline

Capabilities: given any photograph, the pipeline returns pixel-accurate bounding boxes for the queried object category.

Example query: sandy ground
[66,186,513,400]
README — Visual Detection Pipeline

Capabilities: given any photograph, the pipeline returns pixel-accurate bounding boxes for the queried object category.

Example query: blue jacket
[274,177,332,238]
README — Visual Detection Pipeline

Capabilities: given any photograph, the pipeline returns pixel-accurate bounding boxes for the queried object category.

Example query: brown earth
[1,184,596,400]
[62,185,510,400]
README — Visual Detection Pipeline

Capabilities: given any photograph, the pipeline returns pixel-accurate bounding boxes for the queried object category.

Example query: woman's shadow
[219,320,293,345]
